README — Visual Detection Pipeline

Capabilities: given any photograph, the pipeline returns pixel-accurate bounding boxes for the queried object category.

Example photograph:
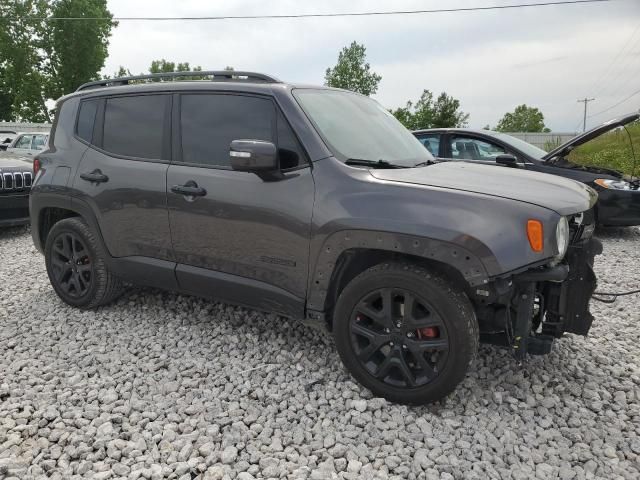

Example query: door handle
[80,169,109,183]
[171,180,207,197]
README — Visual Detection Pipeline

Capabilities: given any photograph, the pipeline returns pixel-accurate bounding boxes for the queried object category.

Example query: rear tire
[45,217,123,309]
[333,262,478,405]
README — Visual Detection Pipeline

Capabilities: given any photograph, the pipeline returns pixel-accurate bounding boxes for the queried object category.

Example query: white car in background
[5,132,49,156]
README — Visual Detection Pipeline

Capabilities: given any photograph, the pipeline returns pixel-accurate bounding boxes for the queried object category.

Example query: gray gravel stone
[0,226,639,479]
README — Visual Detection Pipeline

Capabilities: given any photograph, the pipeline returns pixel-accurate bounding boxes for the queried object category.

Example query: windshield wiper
[344,158,407,169]
[413,159,437,167]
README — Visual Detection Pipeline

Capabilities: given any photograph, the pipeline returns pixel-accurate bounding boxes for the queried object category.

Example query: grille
[0,171,31,192]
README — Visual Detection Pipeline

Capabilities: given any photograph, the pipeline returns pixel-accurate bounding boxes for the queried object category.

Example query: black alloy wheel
[349,288,449,388]
[50,231,93,298]
[333,262,478,404]
[45,217,123,308]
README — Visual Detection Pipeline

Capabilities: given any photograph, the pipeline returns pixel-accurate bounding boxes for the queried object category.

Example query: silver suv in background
[5,132,49,156]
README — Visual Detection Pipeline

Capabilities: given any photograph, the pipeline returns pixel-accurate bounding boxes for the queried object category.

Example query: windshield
[486,131,548,160]
[293,88,434,167]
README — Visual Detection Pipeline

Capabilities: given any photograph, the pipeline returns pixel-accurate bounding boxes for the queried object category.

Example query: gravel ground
[0,226,639,480]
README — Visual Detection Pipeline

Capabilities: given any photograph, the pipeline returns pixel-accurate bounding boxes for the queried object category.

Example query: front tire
[333,262,478,405]
[45,217,123,309]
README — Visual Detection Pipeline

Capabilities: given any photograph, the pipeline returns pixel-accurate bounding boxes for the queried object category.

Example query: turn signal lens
[527,220,544,253]
[33,156,41,175]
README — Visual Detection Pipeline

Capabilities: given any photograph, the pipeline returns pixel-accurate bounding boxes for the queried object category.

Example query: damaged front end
[476,210,602,359]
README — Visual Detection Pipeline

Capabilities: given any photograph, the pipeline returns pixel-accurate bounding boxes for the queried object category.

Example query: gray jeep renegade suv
[30,71,601,404]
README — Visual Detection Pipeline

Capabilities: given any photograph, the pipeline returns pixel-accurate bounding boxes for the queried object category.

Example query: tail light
[33,156,41,175]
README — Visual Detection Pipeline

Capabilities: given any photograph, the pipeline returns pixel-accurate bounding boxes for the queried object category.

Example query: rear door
[166,92,314,316]
[72,94,174,264]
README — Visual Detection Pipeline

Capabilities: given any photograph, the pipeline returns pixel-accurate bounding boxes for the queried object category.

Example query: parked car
[414,113,640,226]
[31,71,601,404]
[0,130,17,151]
[0,151,33,227]
[6,132,49,156]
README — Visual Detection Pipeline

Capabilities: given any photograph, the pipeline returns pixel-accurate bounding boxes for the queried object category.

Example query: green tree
[324,41,381,96]
[0,0,116,122]
[149,59,203,80]
[0,0,49,121]
[114,66,131,78]
[44,0,115,100]
[390,90,469,130]
[495,104,550,132]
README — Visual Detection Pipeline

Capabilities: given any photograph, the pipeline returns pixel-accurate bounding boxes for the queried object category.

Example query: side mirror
[230,140,278,172]
[495,154,521,168]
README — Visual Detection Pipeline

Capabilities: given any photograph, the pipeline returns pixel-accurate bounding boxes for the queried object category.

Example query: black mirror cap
[230,140,278,172]
[496,154,519,167]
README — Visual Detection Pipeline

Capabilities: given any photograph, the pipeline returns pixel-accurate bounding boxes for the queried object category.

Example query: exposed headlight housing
[555,216,569,260]
[594,178,631,190]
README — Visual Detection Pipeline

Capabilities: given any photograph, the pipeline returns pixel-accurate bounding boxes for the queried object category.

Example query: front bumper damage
[476,215,602,359]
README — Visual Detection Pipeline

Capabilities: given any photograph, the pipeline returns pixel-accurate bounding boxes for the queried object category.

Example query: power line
[588,88,640,118]
[588,23,640,99]
[0,0,613,22]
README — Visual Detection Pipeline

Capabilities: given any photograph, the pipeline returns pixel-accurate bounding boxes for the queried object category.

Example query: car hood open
[543,112,640,161]
[370,161,597,215]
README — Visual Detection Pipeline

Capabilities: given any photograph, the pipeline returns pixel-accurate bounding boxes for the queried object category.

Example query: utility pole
[577,98,595,132]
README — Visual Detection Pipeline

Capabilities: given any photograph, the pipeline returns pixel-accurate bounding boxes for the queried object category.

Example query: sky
[102,0,640,132]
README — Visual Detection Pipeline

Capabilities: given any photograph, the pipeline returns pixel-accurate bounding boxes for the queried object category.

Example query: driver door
[167,92,314,317]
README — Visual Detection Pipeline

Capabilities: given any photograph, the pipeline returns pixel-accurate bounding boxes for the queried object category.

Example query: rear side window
[103,95,168,159]
[77,99,99,143]
[180,94,275,167]
[32,134,47,149]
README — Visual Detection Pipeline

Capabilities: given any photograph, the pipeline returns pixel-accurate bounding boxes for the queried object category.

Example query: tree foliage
[148,59,203,80]
[495,104,550,132]
[324,41,381,96]
[391,90,469,130]
[0,0,115,122]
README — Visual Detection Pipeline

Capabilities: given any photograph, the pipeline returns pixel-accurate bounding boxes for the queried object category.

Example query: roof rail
[76,71,281,92]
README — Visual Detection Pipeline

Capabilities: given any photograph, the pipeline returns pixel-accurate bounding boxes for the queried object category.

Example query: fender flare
[306,229,498,312]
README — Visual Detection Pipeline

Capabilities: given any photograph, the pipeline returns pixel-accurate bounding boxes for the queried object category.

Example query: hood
[370,162,597,216]
[0,152,33,171]
[543,112,639,161]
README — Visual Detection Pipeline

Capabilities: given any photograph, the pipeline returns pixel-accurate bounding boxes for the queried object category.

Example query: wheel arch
[307,230,492,326]
[32,194,108,257]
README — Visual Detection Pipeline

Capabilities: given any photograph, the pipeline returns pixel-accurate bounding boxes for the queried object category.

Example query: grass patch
[567,121,640,176]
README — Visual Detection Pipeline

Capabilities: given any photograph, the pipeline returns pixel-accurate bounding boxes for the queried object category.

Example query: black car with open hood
[414,112,640,226]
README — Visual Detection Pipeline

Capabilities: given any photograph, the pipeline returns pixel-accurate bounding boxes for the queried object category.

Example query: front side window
[14,135,33,149]
[416,134,441,156]
[180,94,275,167]
[103,95,167,159]
[449,136,506,161]
[293,89,433,167]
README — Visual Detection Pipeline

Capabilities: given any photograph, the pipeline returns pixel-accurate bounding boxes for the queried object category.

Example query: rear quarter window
[76,99,100,143]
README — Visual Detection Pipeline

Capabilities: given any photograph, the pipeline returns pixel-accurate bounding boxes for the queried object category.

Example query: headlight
[594,178,631,190]
[555,216,569,260]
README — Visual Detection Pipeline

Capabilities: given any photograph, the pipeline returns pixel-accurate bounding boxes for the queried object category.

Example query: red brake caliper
[417,326,439,339]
